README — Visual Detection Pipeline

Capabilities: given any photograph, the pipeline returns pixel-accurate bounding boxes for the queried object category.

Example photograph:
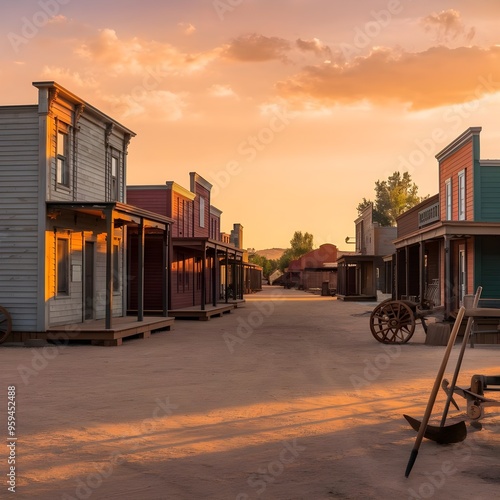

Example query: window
[57,131,69,186]
[445,179,452,220]
[458,170,465,220]
[111,156,119,201]
[57,238,69,295]
[199,197,205,228]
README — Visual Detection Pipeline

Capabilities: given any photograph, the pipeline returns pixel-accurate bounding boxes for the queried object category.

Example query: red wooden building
[127,173,245,315]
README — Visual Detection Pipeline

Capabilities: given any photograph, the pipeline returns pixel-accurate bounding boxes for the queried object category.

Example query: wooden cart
[0,306,12,344]
[369,299,435,344]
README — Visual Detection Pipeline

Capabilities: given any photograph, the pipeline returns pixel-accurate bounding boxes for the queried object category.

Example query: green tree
[278,231,314,271]
[357,171,424,226]
[248,253,278,279]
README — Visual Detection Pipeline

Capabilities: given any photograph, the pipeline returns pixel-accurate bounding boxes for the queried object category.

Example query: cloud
[178,22,196,35]
[101,89,187,121]
[209,84,238,98]
[222,33,291,62]
[420,9,475,44]
[296,37,332,59]
[276,45,500,111]
[76,28,219,75]
[40,66,98,89]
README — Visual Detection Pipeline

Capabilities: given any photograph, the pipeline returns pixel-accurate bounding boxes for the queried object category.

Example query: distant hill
[254,248,286,260]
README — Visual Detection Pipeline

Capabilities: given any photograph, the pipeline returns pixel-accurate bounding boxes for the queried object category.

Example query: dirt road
[1,287,499,499]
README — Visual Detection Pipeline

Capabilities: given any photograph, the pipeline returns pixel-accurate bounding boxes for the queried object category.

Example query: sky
[2,0,500,251]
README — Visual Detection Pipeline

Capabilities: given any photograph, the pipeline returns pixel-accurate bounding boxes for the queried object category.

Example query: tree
[278,231,314,271]
[357,171,424,226]
[248,253,278,279]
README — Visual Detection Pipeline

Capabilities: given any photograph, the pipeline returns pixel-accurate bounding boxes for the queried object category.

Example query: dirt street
[1,286,499,499]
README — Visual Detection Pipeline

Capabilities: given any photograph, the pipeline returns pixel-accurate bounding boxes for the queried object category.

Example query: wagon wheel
[370,300,416,344]
[0,305,12,344]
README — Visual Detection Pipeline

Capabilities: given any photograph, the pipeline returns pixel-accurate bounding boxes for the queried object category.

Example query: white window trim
[445,178,452,220]
[458,170,465,221]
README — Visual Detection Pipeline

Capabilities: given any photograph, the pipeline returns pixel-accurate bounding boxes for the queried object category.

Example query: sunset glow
[2,0,500,249]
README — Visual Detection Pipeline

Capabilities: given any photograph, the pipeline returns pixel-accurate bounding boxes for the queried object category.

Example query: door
[84,241,94,320]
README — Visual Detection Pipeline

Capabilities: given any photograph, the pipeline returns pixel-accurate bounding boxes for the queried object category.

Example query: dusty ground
[1,286,499,500]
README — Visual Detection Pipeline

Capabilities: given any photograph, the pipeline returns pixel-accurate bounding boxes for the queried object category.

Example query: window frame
[56,237,70,296]
[458,170,466,221]
[56,129,70,187]
[111,154,120,201]
[199,197,205,228]
[445,178,452,220]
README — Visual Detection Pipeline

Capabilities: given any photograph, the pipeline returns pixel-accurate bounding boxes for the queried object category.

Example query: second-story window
[57,130,69,187]
[111,155,119,201]
[199,197,205,228]
[445,178,452,220]
[458,170,466,220]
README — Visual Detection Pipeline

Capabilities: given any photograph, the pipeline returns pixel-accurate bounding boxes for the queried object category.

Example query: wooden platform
[36,316,174,346]
[169,304,234,321]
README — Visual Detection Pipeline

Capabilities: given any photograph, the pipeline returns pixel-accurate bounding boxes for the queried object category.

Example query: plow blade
[404,414,467,444]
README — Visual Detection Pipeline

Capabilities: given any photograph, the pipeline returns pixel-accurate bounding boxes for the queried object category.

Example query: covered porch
[45,201,175,342]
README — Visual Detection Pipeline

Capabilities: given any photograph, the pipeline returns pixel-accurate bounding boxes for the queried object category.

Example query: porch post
[137,219,145,322]
[201,245,206,310]
[405,246,410,297]
[444,235,451,318]
[105,207,114,330]
[240,258,244,298]
[212,245,218,306]
[225,249,229,304]
[162,224,169,317]
[419,241,425,306]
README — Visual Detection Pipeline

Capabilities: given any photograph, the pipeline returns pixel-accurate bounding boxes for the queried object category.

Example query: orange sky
[2,0,500,250]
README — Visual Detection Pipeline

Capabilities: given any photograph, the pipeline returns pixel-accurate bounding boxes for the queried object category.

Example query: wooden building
[394,127,500,318]
[336,204,396,300]
[283,244,339,293]
[0,81,174,344]
[127,174,246,317]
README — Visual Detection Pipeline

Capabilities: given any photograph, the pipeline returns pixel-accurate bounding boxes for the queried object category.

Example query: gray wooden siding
[0,106,40,331]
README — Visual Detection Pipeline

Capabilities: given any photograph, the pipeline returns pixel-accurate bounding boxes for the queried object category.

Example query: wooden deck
[42,316,175,346]
[169,303,234,321]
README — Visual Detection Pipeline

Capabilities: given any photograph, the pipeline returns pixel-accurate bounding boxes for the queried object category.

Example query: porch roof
[393,220,500,248]
[46,201,174,229]
[172,237,243,256]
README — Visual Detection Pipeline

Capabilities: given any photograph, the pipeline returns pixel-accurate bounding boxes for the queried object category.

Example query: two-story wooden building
[127,174,245,318]
[336,204,396,300]
[0,81,174,345]
[394,127,500,318]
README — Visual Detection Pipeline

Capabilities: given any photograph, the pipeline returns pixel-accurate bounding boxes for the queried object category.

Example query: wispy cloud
[420,9,475,44]
[101,89,187,121]
[209,84,238,99]
[222,33,291,62]
[296,37,332,59]
[277,45,500,110]
[76,28,219,75]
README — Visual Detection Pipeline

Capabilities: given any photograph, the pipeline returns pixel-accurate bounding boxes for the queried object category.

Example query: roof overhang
[172,237,243,255]
[394,221,500,248]
[46,201,174,230]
